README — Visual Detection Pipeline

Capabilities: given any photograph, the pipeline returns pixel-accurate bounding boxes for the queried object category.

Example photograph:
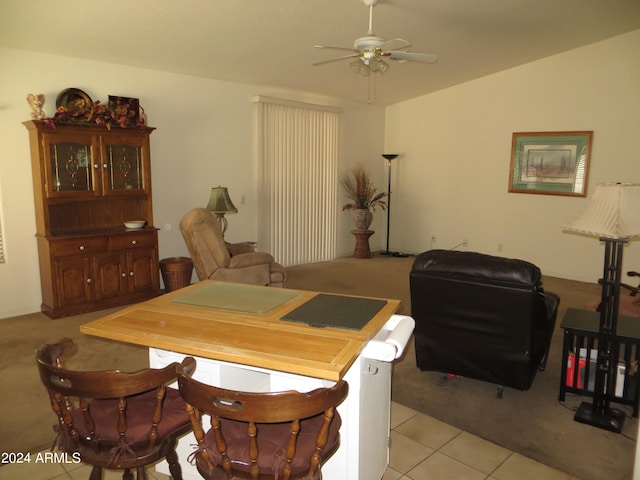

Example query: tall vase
[353,209,373,231]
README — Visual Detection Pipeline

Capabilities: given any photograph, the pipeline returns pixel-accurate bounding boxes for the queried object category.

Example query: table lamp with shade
[206,186,238,236]
[564,182,640,432]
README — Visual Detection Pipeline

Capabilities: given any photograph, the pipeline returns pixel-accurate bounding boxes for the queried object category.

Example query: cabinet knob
[94,163,99,169]
[103,163,108,169]
[79,245,85,251]
[86,278,92,283]
[122,273,127,278]
[129,271,134,276]
[131,240,137,245]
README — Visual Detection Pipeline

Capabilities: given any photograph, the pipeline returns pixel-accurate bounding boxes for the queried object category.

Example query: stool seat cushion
[199,411,341,476]
[70,387,189,450]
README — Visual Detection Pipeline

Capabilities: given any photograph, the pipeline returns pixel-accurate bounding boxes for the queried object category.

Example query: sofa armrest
[226,242,256,256]
[211,264,271,286]
[228,252,275,268]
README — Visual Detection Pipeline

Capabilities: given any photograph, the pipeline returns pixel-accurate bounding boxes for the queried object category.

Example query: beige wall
[0,47,385,318]
[2,30,638,317]
[385,29,640,283]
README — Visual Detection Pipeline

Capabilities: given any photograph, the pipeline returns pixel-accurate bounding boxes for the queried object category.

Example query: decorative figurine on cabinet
[26,93,46,120]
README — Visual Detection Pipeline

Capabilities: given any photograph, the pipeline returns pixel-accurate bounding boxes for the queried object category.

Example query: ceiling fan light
[367,57,390,75]
[351,59,371,76]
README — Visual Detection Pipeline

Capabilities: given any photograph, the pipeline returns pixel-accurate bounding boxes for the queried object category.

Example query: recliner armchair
[180,208,287,287]
[410,249,560,391]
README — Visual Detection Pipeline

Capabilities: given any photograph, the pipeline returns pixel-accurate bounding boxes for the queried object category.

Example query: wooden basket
[160,257,194,292]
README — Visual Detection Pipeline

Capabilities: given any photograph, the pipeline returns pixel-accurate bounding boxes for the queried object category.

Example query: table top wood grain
[80,280,401,380]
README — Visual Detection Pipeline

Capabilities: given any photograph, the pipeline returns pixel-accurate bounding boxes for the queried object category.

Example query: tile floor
[0,402,580,480]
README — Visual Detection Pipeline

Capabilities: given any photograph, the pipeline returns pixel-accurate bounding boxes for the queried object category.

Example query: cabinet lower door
[93,253,127,300]
[127,249,159,294]
[55,257,94,306]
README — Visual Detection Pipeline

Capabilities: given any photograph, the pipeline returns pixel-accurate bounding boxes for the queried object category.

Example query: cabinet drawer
[52,238,108,257]
[110,232,156,250]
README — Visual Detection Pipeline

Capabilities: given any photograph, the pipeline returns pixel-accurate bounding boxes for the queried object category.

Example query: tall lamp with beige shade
[564,182,640,432]
[206,186,238,236]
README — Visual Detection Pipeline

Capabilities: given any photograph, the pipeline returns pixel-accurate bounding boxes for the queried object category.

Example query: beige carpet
[1,255,636,480]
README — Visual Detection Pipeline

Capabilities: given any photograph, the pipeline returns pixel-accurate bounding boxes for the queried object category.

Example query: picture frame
[508,131,593,197]
[107,95,140,127]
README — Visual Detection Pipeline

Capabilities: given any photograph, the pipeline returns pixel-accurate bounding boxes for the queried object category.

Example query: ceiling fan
[313,0,437,102]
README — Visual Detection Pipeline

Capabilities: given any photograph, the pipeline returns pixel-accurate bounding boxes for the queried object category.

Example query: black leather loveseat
[410,249,560,391]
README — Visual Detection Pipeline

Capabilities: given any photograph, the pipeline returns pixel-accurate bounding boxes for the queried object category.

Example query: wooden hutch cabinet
[24,120,161,318]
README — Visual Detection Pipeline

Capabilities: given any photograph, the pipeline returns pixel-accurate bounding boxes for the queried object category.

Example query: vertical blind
[254,96,342,266]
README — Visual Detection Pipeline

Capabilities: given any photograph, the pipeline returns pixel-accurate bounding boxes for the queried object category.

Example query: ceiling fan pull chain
[367,73,377,105]
[373,73,377,102]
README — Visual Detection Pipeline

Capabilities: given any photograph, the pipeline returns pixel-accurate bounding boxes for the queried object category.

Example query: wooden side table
[351,230,374,259]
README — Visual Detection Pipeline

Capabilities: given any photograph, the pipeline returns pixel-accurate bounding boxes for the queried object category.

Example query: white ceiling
[2,0,640,106]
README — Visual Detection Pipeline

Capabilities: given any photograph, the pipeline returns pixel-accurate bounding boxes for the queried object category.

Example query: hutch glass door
[48,141,95,195]
[102,137,147,194]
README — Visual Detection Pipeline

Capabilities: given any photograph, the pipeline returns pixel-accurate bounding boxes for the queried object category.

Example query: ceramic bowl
[124,220,146,229]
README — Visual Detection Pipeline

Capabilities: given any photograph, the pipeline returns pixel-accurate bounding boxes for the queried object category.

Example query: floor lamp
[564,182,640,433]
[380,154,408,257]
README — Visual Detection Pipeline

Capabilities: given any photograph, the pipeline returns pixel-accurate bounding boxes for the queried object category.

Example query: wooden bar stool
[176,364,348,480]
[36,338,196,480]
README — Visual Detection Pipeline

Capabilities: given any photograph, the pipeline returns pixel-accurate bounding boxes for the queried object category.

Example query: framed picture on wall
[107,95,140,127]
[508,131,593,197]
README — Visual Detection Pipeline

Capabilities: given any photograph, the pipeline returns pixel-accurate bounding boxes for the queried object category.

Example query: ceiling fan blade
[389,51,438,63]
[312,53,362,67]
[378,38,411,52]
[314,45,359,53]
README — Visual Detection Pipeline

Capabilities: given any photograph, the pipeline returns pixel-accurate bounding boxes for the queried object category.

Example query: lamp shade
[206,186,238,214]
[564,183,640,239]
